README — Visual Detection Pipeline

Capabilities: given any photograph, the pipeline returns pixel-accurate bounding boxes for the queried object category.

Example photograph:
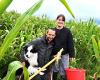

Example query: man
[52,14,75,80]
[20,28,56,80]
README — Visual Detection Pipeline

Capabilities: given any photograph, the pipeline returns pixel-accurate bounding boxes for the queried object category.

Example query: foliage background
[0,11,100,80]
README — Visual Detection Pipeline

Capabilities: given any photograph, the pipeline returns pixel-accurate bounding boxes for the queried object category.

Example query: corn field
[0,11,100,80]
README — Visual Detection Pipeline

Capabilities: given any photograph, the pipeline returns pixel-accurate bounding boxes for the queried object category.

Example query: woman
[52,14,75,80]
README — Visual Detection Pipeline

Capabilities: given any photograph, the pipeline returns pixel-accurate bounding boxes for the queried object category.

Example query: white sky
[7,0,100,20]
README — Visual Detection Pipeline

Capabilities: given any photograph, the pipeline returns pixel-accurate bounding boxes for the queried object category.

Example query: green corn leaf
[3,61,29,80]
[0,0,43,60]
[91,35,99,59]
[3,61,23,80]
[0,0,12,15]
[23,67,29,80]
[59,0,75,18]
[98,40,100,51]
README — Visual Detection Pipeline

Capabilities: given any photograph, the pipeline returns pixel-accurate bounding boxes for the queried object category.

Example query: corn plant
[0,0,43,79]
[0,0,43,60]
[91,35,100,78]
[92,35,100,60]
[67,19,100,80]
[3,61,29,80]
[1,12,100,80]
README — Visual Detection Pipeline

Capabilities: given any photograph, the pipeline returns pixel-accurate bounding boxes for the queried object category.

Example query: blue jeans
[52,54,69,76]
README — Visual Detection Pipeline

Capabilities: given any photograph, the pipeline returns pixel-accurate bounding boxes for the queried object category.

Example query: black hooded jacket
[52,27,75,58]
[20,36,53,67]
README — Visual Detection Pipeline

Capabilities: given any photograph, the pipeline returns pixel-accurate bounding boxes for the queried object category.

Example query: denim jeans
[52,54,69,80]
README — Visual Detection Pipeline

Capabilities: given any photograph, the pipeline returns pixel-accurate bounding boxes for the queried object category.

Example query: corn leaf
[0,0,12,15]
[23,67,29,80]
[3,61,23,80]
[91,35,99,59]
[59,0,75,18]
[98,40,100,51]
[0,0,43,60]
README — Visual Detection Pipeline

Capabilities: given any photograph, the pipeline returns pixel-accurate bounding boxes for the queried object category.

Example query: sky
[7,0,100,21]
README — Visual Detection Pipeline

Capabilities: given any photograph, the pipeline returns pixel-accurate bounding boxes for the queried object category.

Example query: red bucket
[65,68,86,80]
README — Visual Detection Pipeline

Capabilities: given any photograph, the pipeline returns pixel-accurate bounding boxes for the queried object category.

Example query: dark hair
[47,28,56,33]
[56,14,65,22]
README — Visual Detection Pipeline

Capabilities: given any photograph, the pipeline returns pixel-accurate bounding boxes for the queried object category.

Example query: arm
[67,30,75,58]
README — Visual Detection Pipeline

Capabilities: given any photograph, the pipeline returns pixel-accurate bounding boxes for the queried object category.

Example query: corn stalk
[91,35,100,61]
[91,35,100,78]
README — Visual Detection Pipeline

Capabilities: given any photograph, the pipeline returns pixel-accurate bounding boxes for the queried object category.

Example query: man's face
[46,29,56,43]
[56,17,65,27]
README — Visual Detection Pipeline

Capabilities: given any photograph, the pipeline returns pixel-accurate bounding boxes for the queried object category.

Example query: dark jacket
[20,36,53,67]
[52,27,75,58]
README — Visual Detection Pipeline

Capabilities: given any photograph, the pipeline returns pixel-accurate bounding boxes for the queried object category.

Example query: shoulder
[33,37,43,44]
[26,37,42,46]
[62,27,71,34]
[34,36,47,45]
[64,27,70,31]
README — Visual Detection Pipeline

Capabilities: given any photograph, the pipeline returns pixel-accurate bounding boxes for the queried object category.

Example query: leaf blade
[23,67,29,80]
[91,35,99,59]
[3,61,22,80]
[59,0,75,18]
[0,0,12,15]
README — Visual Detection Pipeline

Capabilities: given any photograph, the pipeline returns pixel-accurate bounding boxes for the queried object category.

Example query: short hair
[56,14,65,22]
[47,28,56,33]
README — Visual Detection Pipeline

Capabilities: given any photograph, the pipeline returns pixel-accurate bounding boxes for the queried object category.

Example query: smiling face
[56,14,65,28]
[46,29,56,43]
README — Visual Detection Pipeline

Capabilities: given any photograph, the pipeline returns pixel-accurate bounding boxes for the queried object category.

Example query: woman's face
[56,16,65,27]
